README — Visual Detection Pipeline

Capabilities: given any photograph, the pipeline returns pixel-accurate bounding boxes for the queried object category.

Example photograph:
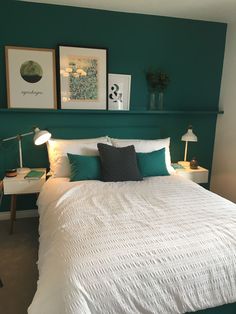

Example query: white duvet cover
[29,176,236,314]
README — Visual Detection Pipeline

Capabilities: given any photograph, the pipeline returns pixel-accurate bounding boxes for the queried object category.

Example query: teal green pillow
[67,153,101,181]
[137,148,170,177]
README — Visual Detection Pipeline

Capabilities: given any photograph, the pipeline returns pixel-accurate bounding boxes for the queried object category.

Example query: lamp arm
[1,127,50,170]
[2,131,34,142]
[1,131,34,169]
[17,132,34,168]
[20,131,34,138]
[184,141,188,162]
[2,135,18,142]
[18,136,23,168]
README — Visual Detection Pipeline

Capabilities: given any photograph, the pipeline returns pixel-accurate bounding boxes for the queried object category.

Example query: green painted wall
[0,1,226,109]
[0,1,227,212]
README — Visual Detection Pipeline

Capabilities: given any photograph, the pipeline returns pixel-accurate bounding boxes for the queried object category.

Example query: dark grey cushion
[97,143,143,182]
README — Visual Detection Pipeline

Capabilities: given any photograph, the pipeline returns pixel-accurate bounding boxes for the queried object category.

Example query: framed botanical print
[59,45,108,110]
[5,46,57,109]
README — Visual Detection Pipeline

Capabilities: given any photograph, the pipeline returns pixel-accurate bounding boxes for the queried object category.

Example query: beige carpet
[0,218,39,314]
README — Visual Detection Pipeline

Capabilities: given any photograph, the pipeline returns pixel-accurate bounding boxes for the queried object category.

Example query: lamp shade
[181,126,197,142]
[34,128,51,145]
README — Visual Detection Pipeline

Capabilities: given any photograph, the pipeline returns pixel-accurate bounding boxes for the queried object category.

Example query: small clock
[5,169,17,177]
[190,157,199,169]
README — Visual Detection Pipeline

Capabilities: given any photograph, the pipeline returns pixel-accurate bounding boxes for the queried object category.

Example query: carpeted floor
[0,218,39,314]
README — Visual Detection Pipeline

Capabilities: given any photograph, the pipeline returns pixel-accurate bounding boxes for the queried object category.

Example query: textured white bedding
[29,176,236,314]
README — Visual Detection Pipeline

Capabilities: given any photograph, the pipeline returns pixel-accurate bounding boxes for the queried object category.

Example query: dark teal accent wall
[0,1,226,110]
[0,1,227,212]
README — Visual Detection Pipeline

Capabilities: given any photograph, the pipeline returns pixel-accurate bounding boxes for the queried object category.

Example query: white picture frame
[59,45,108,110]
[108,74,131,110]
[5,46,57,109]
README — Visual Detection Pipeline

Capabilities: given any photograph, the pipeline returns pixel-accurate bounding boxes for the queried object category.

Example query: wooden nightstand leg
[9,195,17,235]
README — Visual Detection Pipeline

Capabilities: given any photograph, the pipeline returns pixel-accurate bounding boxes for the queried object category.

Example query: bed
[28,174,236,314]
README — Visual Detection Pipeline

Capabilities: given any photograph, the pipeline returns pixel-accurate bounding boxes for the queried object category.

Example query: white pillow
[47,137,109,177]
[110,137,175,174]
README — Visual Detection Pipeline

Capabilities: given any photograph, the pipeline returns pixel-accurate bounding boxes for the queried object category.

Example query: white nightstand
[3,168,46,234]
[175,166,209,184]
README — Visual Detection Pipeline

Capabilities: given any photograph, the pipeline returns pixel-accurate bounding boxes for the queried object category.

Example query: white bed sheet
[29,176,236,314]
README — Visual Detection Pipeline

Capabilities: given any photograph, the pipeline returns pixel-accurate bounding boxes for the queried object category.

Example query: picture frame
[59,45,108,110]
[108,74,131,111]
[5,46,57,109]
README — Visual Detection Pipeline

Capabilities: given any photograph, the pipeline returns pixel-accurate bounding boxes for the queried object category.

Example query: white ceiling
[20,0,236,23]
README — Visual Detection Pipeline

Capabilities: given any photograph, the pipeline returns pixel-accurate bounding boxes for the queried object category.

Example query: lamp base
[178,161,190,168]
[17,167,31,175]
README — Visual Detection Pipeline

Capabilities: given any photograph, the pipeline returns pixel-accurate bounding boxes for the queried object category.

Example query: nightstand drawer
[177,170,208,184]
[3,179,45,195]
[175,166,209,184]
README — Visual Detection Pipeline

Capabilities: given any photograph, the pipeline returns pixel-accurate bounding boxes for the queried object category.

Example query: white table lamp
[2,127,51,174]
[178,125,198,167]
[34,128,51,145]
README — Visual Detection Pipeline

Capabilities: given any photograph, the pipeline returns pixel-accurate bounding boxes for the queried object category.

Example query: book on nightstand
[171,163,185,170]
[24,170,45,180]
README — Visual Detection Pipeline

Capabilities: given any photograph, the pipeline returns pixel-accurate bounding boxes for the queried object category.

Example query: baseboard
[0,209,38,221]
